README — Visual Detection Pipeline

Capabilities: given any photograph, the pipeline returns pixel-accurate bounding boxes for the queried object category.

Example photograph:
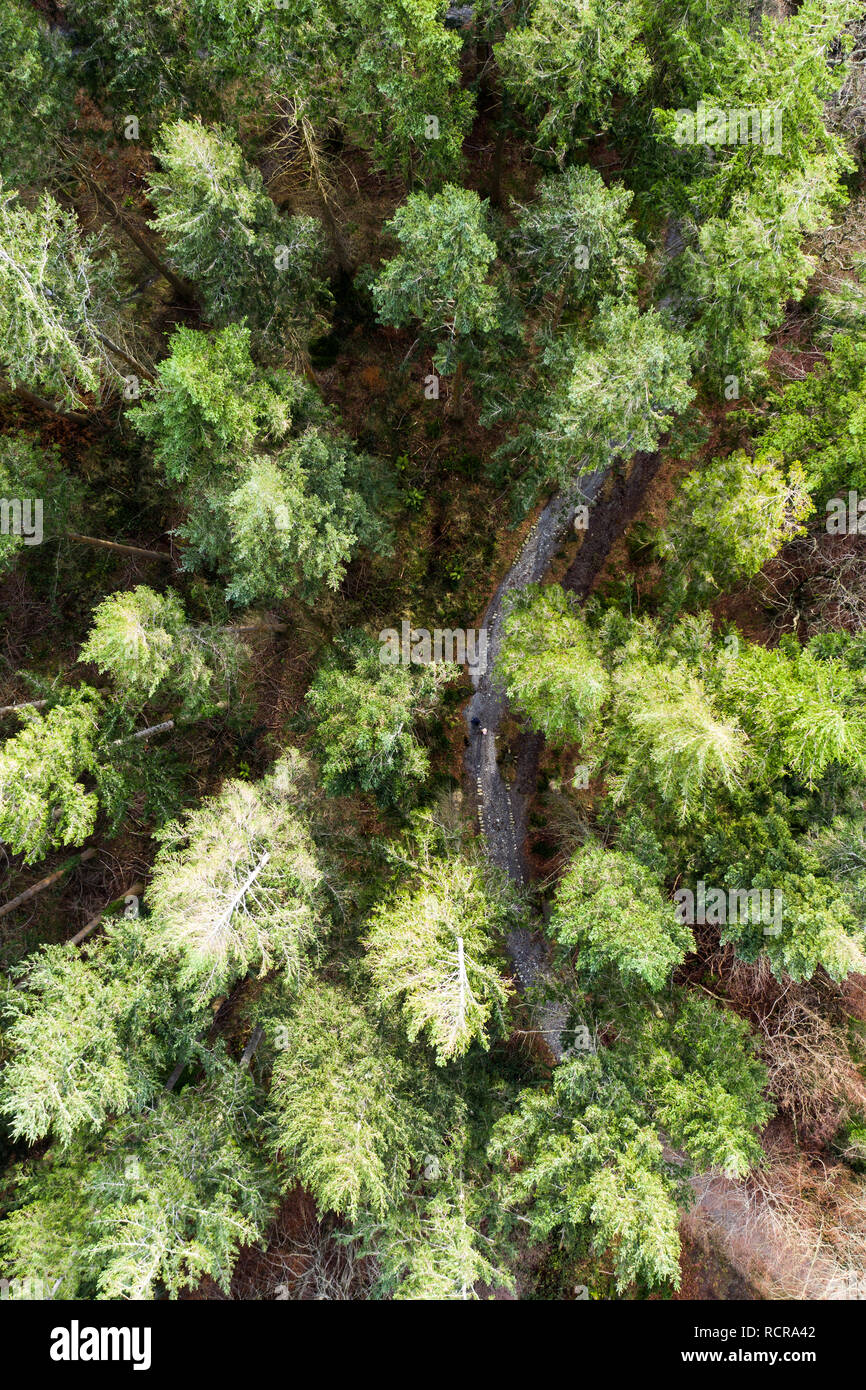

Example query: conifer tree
[148,121,329,363]
[144,752,325,1001]
[504,298,694,495]
[499,584,609,745]
[130,325,386,606]
[0,689,102,863]
[490,993,771,1292]
[0,435,82,578]
[659,452,813,613]
[653,0,858,382]
[267,983,422,1221]
[551,843,695,990]
[80,585,245,721]
[366,856,513,1064]
[0,1054,276,1299]
[0,184,127,409]
[511,165,645,314]
[0,1,72,185]
[0,918,206,1148]
[495,0,651,160]
[369,186,502,414]
[306,631,454,806]
[610,656,749,823]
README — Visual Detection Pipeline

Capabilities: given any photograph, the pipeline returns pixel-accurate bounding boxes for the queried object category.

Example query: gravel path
[463,469,608,1057]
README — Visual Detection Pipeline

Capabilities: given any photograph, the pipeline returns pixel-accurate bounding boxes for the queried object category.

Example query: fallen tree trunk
[0,847,97,919]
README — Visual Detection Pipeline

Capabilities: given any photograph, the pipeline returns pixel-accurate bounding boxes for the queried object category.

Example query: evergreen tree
[130,325,386,606]
[306,631,454,806]
[505,298,694,495]
[366,855,513,1063]
[1,1054,276,1299]
[267,983,422,1221]
[495,0,651,160]
[511,165,645,313]
[0,689,102,863]
[0,184,122,409]
[490,993,771,1292]
[148,120,329,362]
[80,585,244,721]
[144,752,325,1002]
[609,654,749,823]
[653,0,858,381]
[261,0,473,188]
[499,584,609,745]
[747,333,866,499]
[369,186,503,413]
[1,918,206,1148]
[0,434,82,578]
[659,451,813,613]
[551,843,695,990]
[0,1,72,185]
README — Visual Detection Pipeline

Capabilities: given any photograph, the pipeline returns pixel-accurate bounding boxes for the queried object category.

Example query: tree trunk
[110,720,175,747]
[67,532,173,562]
[222,622,287,634]
[300,117,353,274]
[94,331,155,383]
[11,383,92,425]
[62,150,197,305]
[240,1024,265,1070]
[69,879,144,946]
[0,699,48,715]
[0,847,96,919]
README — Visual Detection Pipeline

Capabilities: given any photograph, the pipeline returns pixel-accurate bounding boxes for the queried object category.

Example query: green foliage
[0,434,81,577]
[496,0,651,159]
[148,120,329,361]
[0,1,72,184]
[81,585,244,720]
[306,631,454,805]
[511,165,645,310]
[370,185,502,377]
[660,451,813,612]
[719,639,866,788]
[0,689,102,863]
[144,752,324,1002]
[366,855,513,1063]
[130,325,385,605]
[512,298,694,493]
[268,983,422,1221]
[352,1182,513,1300]
[490,992,771,1292]
[86,1059,276,1298]
[260,0,473,186]
[749,334,866,500]
[0,184,118,407]
[0,919,206,1148]
[499,584,609,745]
[62,0,275,121]
[609,655,748,823]
[653,0,858,381]
[551,843,695,989]
[2,1055,276,1299]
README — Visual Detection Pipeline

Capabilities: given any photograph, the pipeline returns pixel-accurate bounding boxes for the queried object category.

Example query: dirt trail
[463,450,664,1056]
[464,478,597,1057]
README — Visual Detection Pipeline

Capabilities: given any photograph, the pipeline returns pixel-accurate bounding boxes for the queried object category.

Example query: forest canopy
[1,0,866,1312]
